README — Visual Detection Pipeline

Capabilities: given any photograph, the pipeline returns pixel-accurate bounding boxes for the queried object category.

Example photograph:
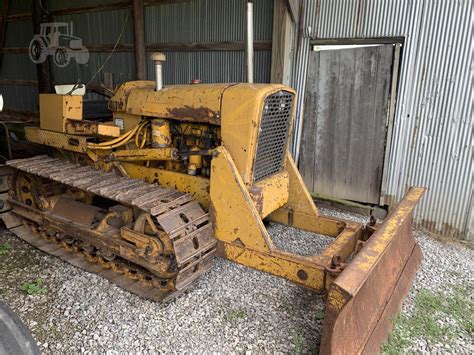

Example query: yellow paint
[113,112,142,132]
[121,162,210,209]
[220,242,326,290]
[220,84,296,185]
[65,120,120,137]
[110,148,178,161]
[25,127,89,153]
[27,83,426,302]
[109,81,295,187]
[151,118,171,147]
[39,94,82,132]
[321,223,361,260]
[249,171,289,218]
[326,285,349,311]
[109,81,232,124]
[210,146,273,251]
[188,147,202,169]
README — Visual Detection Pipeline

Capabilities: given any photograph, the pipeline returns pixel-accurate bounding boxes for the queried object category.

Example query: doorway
[299,42,400,205]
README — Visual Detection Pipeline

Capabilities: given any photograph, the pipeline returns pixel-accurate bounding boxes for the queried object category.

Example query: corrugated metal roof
[292,0,473,239]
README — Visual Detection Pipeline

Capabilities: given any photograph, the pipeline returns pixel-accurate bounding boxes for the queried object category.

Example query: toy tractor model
[29,22,89,68]
[0,53,425,354]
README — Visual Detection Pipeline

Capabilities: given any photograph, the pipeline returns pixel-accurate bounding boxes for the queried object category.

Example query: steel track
[0,155,217,302]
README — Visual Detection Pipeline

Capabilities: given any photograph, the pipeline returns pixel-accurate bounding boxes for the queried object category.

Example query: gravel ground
[0,207,472,354]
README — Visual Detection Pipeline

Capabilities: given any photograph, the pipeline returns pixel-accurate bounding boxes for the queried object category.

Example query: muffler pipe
[246,1,254,83]
[151,52,166,91]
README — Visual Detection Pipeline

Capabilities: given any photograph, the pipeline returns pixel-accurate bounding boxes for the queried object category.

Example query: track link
[0,156,217,301]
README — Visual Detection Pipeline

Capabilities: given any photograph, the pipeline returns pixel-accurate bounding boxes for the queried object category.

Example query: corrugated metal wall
[0,0,273,111]
[292,0,473,239]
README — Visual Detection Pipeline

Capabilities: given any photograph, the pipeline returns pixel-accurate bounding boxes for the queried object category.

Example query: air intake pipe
[151,52,166,91]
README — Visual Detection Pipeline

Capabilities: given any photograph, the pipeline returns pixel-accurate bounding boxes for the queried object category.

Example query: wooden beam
[271,0,294,85]
[311,37,405,46]
[32,0,52,93]
[7,0,191,22]
[0,0,9,68]
[1,41,272,54]
[6,2,130,22]
[147,40,271,51]
[0,79,37,86]
[132,0,146,80]
[283,0,298,22]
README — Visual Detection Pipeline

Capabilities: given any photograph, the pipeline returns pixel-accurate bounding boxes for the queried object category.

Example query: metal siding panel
[0,54,36,80]
[145,0,272,43]
[292,0,473,238]
[146,50,270,84]
[0,84,38,111]
[6,1,31,15]
[54,10,134,45]
[4,20,33,48]
[50,51,135,85]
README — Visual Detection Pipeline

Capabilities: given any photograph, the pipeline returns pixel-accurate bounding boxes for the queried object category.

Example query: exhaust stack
[151,52,166,91]
[246,1,254,83]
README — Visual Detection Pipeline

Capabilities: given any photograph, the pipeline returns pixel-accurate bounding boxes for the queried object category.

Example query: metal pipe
[150,52,165,91]
[246,1,254,83]
[155,62,163,90]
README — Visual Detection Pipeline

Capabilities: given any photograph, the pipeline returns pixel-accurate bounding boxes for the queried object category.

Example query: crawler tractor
[0,53,424,354]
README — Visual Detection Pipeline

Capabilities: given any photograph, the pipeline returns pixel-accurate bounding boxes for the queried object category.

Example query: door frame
[308,37,404,206]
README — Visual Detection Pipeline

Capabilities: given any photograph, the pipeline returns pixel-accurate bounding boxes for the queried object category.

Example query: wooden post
[0,0,10,68]
[32,0,52,93]
[270,0,295,85]
[132,0,146,80]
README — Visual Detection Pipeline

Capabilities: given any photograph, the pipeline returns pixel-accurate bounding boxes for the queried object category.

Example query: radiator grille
[253,91,294,182]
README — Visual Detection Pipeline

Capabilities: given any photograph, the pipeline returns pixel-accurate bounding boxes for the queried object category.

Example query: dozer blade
[320,187,425,354]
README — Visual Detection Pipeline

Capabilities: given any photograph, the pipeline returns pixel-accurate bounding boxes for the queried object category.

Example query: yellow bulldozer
[0,53,424,354]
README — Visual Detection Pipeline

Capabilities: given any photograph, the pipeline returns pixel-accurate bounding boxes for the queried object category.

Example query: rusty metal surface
[109,81,234,125]
[4,155,217,301]
[166,105,220,124]
[320,187,425,354]
[51,198,101,227]
[65,119,121,137]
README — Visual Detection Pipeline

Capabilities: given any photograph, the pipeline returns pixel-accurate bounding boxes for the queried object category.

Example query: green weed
[315,309,325,320]
[225,307,245,321]
[291,330,306,354]
[0,241,12,255]
[20,278,47,295]
[382,283,473,353]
